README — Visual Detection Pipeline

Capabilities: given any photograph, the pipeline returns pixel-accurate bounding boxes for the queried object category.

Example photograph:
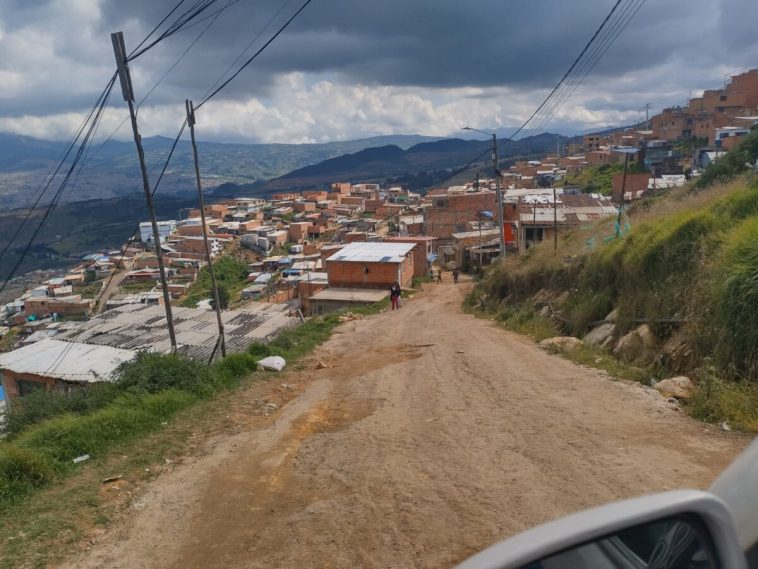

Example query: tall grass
[712,217,758,378]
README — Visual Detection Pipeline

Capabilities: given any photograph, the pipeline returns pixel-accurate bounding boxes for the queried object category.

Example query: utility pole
[617,152,630,236]
[644,103,651,127]
[111,31,177,352]
[186,99,226,358]
[463,127,505,259]
[492,133,506,259]
[552,186,558,254]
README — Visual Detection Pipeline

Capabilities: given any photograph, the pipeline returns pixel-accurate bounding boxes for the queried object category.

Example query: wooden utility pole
[186,99,226,358]
[111,31,177,352]
[552,186,558,254]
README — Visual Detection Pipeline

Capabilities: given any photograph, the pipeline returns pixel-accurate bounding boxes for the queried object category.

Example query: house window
[18,379,44,397]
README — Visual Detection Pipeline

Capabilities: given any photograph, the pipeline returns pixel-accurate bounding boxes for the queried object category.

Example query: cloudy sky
[1,0,757,144]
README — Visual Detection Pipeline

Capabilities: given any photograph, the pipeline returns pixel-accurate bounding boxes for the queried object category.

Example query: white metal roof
[451,228,502,240]
[297,272,329,282]
[309,287,388,302]
[326,241,415,264]
[0,339,137,383]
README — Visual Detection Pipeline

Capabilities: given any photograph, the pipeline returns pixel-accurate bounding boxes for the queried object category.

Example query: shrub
[213,352,259,385]
[247,343,272,358]
[115,352,219,397]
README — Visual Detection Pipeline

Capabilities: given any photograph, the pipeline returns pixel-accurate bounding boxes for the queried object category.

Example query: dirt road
[61,280,746,569]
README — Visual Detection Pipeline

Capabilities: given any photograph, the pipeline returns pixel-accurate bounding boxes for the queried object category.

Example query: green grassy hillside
[471,130,758,430]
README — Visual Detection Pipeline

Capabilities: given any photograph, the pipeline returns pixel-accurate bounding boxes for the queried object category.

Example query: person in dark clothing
[436,270,442,283]
[452,269,460,284]
[390,281,402,310]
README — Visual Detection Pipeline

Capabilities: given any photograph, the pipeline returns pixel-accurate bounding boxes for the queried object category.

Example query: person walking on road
[390,281,402,310]
[436,270,442,283]
[452,269,459,284]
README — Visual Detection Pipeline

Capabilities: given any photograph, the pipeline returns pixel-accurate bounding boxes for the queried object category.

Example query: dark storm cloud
[86,0,756,105]
[2,0,758,140]
[92,0,657,100]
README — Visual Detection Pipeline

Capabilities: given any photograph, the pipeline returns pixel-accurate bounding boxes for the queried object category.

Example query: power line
[88,0,307,311]
[198,0,295,103]
[0,74,118,293]
[128,0,222,61]
[507,0,626,142]
[0,0,236,278]
[526,0,642,136]
[0,76,119,264]
[197,0,314,109]
[528,0,647,136]
[0,0,227,267]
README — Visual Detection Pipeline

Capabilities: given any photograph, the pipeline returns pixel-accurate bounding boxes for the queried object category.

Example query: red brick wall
[424,192,496,238]
[1,370,59,404]
[326,257,413,288]
[297,281,328,314]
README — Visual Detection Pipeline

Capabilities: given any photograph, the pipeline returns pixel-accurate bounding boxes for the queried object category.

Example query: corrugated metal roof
[325,241,415,264]
[0,339,136,383]
[57,303,299,361]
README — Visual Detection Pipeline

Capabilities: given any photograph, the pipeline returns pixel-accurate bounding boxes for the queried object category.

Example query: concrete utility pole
[644,103,651,127]
[617,152,630,236]
[186,99,226,358]
[492,133,506,259]
[553,186,558,254]
[111,31,177,352]
[463,127,506,259]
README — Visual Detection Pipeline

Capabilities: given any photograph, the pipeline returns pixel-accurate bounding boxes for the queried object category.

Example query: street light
[463,126,506,259]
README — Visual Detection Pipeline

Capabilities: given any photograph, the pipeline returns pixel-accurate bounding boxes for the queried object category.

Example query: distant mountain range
[0,129,574,283]
[258,132,573,192]
[0,132,442,210]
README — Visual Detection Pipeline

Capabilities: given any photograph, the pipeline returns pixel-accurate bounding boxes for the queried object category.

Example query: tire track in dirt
[59,280,748,569]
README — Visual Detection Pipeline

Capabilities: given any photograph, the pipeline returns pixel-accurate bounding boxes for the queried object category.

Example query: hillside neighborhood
[5,1,758,567]
[2,68,758,408]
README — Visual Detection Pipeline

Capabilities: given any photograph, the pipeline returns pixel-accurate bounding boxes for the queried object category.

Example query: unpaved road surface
[61,280,747,569]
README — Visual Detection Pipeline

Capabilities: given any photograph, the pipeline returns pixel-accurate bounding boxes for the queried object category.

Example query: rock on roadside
[613,324,657,365]
[654,376,695,400]
[539,336,583,351]
[583,322,615,347]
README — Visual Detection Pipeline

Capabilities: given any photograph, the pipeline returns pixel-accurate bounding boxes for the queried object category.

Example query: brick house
[424,190,497,239]
[383,236,438,277]
[612,172,650,203]
[325,241,415,289]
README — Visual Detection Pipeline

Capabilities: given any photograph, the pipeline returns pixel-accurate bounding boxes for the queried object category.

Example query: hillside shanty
[0,339,137,405]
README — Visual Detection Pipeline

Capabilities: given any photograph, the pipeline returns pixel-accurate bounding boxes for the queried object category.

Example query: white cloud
[0,72,659,143]
[2,0,758,143]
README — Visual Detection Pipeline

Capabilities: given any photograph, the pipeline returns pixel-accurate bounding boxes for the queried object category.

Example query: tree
[210,284,230,310]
